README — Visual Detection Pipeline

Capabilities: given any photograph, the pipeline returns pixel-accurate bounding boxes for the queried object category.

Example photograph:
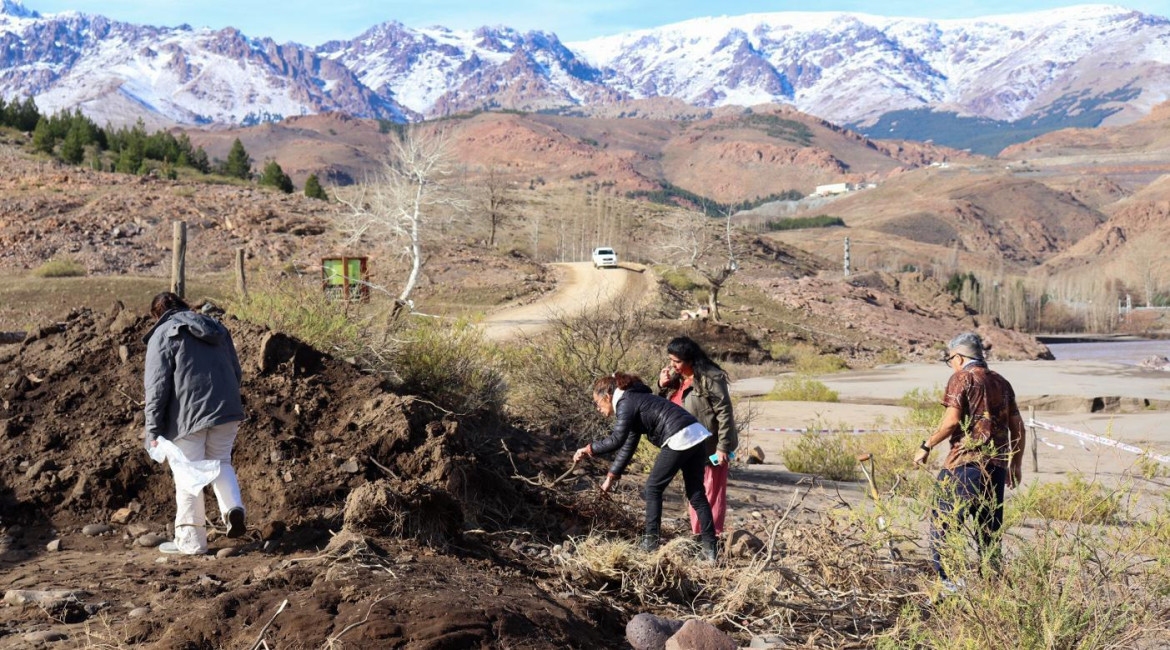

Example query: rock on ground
[626,612,685,650]
[665,619,736,650]
[727,529,764,558]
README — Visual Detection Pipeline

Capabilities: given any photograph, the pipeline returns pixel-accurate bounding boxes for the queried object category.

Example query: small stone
[127,524,150,537]
[261,521,286,541]
[269,450,285,463]
[216,547,240,559]
[110,507,133,525]
[751,510,762,519]
[82,524,113,536]
[154,557,168,564]
[727,529,765,559]
[282,470,294,483]
[626,612,685,650]
[23,630,68,643]
[135,534,167,548]
[340,457,361,474]
[128,606,151,618]
[25,458,55,480]
[665,619,736,650]
[118,345,130,364]
[46,539,62,552]
[748,446,766,464]
[749,635,787,648]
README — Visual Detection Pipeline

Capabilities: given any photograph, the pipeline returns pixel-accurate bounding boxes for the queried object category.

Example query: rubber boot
[700,537,717,562]
[639,534,659,553]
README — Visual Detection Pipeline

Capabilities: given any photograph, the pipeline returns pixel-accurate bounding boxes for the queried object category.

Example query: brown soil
[0,305,626,648]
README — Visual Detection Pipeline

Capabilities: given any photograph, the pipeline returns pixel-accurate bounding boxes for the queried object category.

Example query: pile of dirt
[751,271,1052,361]
[0,305,624,648]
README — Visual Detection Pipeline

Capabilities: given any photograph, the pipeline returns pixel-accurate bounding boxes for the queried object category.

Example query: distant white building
[814,182,854,196]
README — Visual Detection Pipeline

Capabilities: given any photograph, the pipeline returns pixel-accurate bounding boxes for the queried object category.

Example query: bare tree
[659,207,741,322]
[334,128,463,317]
[479,166,515,247]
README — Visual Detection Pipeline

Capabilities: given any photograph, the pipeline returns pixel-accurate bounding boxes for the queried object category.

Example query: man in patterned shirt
[914,332,1026,590]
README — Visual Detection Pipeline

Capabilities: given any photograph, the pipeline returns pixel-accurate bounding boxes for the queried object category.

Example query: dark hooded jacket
[588,384,699,478]
[143,309,243,448]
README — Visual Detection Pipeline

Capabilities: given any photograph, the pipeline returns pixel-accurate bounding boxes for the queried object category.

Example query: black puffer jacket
[589,384,699,478]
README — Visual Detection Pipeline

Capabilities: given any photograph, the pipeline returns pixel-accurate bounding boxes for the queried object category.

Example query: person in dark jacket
[144,292,246,554]
[657,336,738,537]
[573,372,718,560]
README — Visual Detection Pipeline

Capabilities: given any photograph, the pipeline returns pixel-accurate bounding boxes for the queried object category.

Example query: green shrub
[505,296,658,440]
[1013,474,1122,524]
[229,277,364,353]
[781,431,857,480]
[875,348,903,365]
[392,317,506,415]
[33,258,86,278]
[898,386,945,430]
[659,267,700,293]
[765,376,838,402]
[794,351,848,374]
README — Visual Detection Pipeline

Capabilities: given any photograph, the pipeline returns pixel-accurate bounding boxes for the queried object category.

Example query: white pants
[171,421,243,554]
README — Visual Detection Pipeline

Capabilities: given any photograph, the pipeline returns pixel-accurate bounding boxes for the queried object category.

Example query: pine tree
[13,96,40,132]
[31,117,54,154]
[190,146,211,174]
[223,138,251,179]
[259,160,293,193]
[0,97,7,128]
[60,121,85,164]
[303,173,328,201]
[116,138,145,174]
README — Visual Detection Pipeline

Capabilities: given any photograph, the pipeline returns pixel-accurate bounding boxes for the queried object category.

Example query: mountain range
[1,1,1168,152]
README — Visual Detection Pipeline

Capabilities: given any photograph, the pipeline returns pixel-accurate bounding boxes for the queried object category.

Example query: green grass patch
[763,216,845,231]
[782,431,857,480]
[33,258,86,278]
[765,376,838,402]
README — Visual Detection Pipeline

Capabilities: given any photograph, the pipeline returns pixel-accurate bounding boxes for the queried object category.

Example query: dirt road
[481,262,651,341]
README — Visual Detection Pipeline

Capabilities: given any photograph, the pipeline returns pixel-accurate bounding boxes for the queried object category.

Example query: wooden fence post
[171,221,187,298]
[235,248,247,299]
[1029,405,1038,474]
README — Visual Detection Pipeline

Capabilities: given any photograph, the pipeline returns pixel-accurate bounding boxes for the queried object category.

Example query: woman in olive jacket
[573,372,718,560]
[657,337,738,536]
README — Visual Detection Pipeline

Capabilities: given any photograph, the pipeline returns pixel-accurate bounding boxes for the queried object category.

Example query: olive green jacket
[658,367,738,455]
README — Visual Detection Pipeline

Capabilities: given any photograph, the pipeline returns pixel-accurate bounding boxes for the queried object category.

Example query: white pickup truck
[591,247,618,269]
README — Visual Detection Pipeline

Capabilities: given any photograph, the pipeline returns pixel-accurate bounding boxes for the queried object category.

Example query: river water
[1046,340,1170,366]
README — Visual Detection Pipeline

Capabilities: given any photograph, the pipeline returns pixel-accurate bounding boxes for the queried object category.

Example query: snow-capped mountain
[570,5,1170,125]
[0,0,406,126]
[1,0,1168,133]
[316,23,622,117]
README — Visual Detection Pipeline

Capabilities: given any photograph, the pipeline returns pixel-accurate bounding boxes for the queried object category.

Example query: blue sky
[26,1,1168,44]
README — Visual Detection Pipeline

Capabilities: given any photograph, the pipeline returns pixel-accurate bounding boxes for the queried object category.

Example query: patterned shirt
[941,362,1021,470]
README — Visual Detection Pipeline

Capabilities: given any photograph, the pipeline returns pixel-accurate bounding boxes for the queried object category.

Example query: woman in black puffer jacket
[573,372,718,560]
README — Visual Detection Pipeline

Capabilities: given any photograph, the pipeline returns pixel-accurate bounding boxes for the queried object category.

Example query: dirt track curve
[482,262,651,341]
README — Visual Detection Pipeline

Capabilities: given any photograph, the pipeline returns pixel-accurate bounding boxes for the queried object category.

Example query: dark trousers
[644,444,717,544]
[930,463,1007,580]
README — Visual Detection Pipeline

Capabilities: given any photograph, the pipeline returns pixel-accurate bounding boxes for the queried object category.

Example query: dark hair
[666,336,723,375]
[592,372,644,397]
[150,292,190,320]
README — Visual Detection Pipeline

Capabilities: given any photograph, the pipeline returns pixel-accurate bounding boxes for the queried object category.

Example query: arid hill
[184,105,971,204]
[764,165,1107,272]
[1001,100,1170,162]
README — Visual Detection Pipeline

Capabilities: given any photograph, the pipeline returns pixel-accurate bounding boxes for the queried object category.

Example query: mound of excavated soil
[0,305,622,648]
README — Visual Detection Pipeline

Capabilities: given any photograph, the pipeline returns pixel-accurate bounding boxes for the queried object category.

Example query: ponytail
[592,372,644,397]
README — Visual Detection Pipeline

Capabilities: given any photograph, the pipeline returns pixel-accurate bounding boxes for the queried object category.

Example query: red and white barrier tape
[1028,419,1170,464]
[751,426,922,435]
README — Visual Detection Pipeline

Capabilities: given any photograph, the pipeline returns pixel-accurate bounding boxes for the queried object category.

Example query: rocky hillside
[186,105,970,202]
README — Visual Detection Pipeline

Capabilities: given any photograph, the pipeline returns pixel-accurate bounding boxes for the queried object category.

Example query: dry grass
[558,512,918,646]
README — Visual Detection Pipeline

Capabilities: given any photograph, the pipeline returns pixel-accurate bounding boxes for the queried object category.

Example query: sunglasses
[942,353,963,365]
